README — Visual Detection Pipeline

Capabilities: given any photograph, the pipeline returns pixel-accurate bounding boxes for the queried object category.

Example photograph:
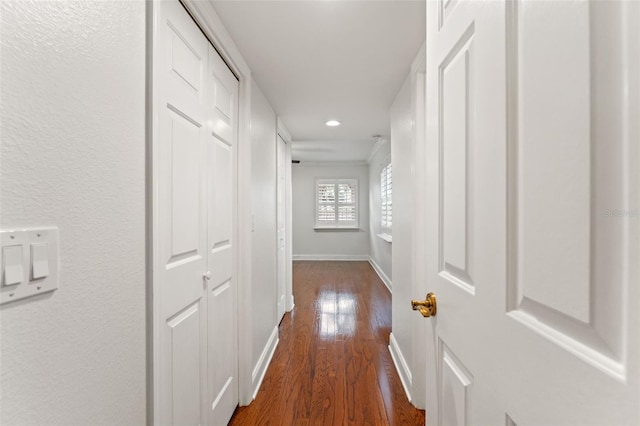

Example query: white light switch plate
[1,228,59,305]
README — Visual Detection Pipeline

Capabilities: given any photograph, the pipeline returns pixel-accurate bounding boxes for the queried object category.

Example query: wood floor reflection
[229,261,426,425]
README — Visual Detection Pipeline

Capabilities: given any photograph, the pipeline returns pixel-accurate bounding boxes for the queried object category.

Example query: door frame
[276,119,294,313]
[148,1,255,423]
[409,42,427,410]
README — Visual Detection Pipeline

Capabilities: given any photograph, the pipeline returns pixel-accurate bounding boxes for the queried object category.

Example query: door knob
[411,292,437,317]
[203,271,212,281]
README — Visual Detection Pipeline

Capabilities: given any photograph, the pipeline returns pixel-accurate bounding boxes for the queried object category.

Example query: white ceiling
[211,0,426,161]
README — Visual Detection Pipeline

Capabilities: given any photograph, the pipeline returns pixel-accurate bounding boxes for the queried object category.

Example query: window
[380,160,392,237]
[315,179,358,228]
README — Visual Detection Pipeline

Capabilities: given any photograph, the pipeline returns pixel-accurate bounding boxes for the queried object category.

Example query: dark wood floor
[229,261,425,425]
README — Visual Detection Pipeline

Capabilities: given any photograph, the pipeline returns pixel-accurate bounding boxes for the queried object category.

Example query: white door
[420,0,639,424]
[154,1,239,424]
[276,135,287,321]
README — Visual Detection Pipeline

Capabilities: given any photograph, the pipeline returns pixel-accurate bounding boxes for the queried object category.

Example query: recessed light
[325,120,341,127]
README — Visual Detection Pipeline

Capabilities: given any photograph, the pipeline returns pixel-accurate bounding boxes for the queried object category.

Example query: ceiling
[212,0,426,161]
[289,139,378,163]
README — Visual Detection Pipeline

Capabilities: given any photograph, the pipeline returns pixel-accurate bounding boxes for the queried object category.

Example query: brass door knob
[411,292,437,317]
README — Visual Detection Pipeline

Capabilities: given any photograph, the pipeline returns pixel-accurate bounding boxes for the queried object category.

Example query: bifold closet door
[155,1,239,424]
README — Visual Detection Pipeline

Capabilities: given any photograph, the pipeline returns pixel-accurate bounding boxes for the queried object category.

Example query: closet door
[154,1,239,424]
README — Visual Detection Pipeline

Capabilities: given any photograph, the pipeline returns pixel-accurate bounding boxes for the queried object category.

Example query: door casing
[409,43,427,410]
[277,119,295,313]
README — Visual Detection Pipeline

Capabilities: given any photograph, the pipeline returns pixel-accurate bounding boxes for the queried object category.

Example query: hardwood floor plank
[229,261,425,426]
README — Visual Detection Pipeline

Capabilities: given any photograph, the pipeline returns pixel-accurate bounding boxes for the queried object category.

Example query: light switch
[31,243,49,280]
[1,228,58,305]
[2,245,23,286]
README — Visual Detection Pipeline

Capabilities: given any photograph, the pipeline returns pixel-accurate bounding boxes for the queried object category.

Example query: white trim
[367,137,388,164]
[287,295,295,312]
[180,1,250,76]
[389,333,413,403]
[293,254,369,261]
[294,160,369,167]
[368,256,392,293]
[251,325,279,400]
[285,135,294,312]
[277,125,295,313]
[164,0,255,408]
[410,42,426,75]
[314,227,361,231]
[410,41,428,410]
[276,133,291,322]
[150,5,162,422]
[145,3,155,423]
[277,117,292,143]
[377,233,393,243]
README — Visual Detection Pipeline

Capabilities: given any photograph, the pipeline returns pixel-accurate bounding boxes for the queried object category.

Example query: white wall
[0,1,146,424]
[389,73,415,399]
[368,142,393,287]
[292,164,369,259]
[249,80,279,390]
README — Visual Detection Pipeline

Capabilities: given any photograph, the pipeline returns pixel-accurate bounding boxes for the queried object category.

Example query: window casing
[380,160,392,236]
[315,178,359,228]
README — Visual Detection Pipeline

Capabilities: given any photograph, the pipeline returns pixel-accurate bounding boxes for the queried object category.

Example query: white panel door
[421,0,639,424]
[206,40,239,425]
[155,1,209,424]
[276,135,287,322]
[155,1,239,425]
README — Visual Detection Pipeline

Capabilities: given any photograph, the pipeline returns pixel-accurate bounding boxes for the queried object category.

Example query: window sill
[314,227,361,232]
[377,233,393,243]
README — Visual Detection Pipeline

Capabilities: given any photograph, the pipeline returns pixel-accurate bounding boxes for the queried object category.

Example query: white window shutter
[315,179,358,228]
[381,162,392,234]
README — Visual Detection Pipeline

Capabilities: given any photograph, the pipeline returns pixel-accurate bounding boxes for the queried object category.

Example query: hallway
[229,261,425,425]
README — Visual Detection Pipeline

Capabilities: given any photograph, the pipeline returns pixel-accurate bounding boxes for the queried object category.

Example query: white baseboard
[292,254,369,261]
[389,332,412,403]
[251,325,279,400]
[286,294,295,312]
[368,256,392,293]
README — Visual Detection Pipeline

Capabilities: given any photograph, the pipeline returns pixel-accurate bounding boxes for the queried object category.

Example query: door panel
[210,137,232,249]
[169,114,202,261]
[508,0,591,324]
[423,0,639,425]
[157,2,209,425]
[439,25,475,294]
[170,27,203,93]
[208,280,236,421]
[506,0,626,373]
[439,341,472,426]
[206,43,239,425]
[168,302,203,426]
[426,2,492,423]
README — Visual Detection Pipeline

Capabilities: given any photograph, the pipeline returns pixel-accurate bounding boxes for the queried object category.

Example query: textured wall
[249,81,278,380]
[368,142,393,284]
[292,164,370,258]
[0,1,146,424]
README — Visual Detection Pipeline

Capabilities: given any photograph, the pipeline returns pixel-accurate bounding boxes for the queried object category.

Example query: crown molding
[293,160,369,167]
